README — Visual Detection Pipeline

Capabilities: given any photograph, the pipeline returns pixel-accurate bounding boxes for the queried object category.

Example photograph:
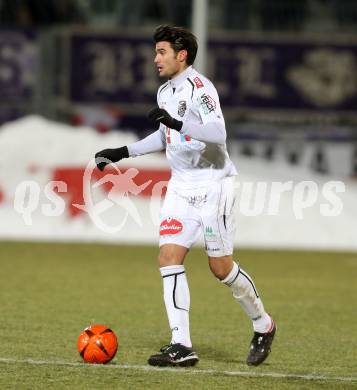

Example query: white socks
[160,261,270,346]
[222,262,272,333]
[160,265,192,348]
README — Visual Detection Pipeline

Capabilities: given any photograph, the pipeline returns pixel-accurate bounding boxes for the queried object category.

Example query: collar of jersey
[168,66,194,89]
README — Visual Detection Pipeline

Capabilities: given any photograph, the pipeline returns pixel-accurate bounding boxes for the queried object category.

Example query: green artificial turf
[0,242,356,389]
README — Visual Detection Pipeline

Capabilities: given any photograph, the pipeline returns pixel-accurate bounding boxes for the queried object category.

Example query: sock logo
[160,217,183,235]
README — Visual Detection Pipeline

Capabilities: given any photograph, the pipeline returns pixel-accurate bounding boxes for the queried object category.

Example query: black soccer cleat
[148,343,199,367]
[246,320,276,366]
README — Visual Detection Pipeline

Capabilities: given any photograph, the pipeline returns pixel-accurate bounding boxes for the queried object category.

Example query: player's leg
[208,255,276,366]
[208,255,272,333]
[202,177,275,366]
[148,243,199,367]
[159,243,191,348]
[148,185,200,367]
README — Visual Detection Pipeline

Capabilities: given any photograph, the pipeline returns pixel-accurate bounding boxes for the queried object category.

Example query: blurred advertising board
[0,31,38,124]
[69,32,357,114]
[0,31,38,99]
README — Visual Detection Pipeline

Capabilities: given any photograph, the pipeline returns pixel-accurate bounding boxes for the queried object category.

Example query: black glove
[147,107,183,131]
[95,146,129,171]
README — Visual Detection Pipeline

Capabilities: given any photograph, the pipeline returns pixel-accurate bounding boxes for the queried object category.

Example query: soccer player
[95,25,276,367]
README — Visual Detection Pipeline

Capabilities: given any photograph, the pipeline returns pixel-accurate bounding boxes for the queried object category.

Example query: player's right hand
[95,146,129,171]
[147,107,183,131]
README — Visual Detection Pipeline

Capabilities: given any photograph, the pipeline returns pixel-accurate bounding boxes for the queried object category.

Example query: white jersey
[128,66,237,188]
[157,66,237,187]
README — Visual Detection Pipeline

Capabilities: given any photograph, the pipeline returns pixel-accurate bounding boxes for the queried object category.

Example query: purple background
[70,33,357,112]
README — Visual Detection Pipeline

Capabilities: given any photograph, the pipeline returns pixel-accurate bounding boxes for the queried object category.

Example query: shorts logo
[178,100,187,117]
[204,226,217,242]
[198,94,216,115]
[188,194,207,207]
[193,76,204,88]
[208,247,220,252]
[160,217,183,235]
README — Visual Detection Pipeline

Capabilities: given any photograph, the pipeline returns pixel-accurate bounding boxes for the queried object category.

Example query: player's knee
[158,244,187,267]
[158,252,174,266]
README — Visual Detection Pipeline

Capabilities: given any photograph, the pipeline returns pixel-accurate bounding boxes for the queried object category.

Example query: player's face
[155,41,187,79]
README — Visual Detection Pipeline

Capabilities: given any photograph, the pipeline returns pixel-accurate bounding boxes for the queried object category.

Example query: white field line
[0,357,356,383]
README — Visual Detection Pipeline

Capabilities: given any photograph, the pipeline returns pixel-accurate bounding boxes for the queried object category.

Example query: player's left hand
[148,107,183,131]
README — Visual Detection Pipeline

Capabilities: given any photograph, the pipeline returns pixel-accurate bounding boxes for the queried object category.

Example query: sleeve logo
[193,76,204,88]
[198,93,216,114]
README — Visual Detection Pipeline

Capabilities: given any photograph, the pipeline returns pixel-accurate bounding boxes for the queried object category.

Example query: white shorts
[159,176,237,257]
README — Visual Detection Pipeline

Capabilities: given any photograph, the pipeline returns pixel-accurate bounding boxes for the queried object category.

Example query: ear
[178,49,188,63]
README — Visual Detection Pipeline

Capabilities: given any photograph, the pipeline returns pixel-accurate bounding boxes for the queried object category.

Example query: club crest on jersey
[198,93,216,114]
[177,100,187,117]
[193,76,204,88]
[160,217,183,235]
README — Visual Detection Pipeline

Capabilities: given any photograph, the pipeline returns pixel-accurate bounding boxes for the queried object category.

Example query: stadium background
[0,1,356,389]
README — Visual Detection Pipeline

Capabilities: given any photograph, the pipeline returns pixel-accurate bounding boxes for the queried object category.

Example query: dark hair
[153,25,198,65]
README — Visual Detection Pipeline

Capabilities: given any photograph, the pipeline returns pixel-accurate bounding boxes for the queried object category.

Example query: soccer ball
[77,324,118,364]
